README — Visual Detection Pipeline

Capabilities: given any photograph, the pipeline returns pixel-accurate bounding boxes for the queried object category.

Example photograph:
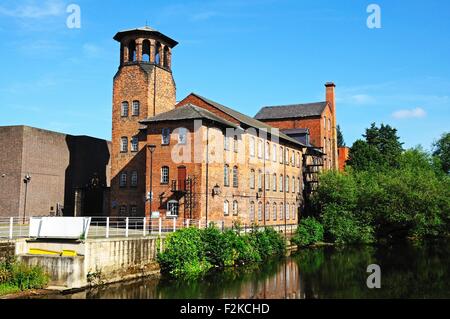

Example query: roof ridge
[262,101,327,109]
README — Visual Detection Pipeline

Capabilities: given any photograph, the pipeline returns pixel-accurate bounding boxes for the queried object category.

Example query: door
[177,166,187,191]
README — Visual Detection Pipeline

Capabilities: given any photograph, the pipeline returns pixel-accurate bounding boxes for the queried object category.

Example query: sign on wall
[29,217,91,240]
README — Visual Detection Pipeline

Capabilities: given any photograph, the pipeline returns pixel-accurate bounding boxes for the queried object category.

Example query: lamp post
[147,144,156,217]
[23,174,31,224]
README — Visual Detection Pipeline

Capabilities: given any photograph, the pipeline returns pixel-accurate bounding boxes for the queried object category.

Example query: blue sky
[0,0,449,150]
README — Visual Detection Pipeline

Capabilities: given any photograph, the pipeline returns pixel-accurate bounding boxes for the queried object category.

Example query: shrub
[0,259,49,295]
[292,217,324,247]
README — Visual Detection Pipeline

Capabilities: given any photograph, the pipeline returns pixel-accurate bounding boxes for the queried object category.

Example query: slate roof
[140,104,239,129]
[255,102,328,120]
[188,93,308,148]
[113,26,178,47]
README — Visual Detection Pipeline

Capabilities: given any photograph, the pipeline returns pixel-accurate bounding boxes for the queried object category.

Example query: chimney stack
[325,82,339,170]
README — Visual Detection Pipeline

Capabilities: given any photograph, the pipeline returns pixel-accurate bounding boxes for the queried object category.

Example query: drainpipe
[205,126,210,227]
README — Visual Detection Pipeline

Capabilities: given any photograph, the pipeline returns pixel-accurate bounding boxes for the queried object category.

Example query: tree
[337,125,345,147]
[348,123,404,171]
[347,140,384,171]
[433,132,450,174]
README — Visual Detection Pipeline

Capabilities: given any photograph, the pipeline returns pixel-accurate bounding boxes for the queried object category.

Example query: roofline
[113,29,178,48]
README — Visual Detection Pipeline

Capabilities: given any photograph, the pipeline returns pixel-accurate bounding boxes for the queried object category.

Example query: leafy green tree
[433,132,450,174]
[347,140,384,171]
[337,125,345,147]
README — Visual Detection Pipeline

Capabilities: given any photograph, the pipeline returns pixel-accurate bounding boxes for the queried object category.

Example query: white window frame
[121,101,129,117]
[178,128,188,145]
[131,137,139,152]
[167,200,179,217]
[132,101,140,116]
[161,166,169,184]
[131,171,138,187]
[224,200,229,216]
[120,137,128,153]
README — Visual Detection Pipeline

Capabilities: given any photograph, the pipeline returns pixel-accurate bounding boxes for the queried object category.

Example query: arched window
[272,144,277,162]
[142,40,151,62]
[119,172,127,188]
[258,139,263,158]
[265,202,270,221]
[265,142,270,160]
[273,203,277,221]
[250,169,255,189]
[324,116,327,128]
[279,146,284,163]
[167,200,179,217]
[258,202,263,221]
[163,46,170,68]
[249,136,255,157]
[233,166,238,188]
[121,101,129,117]
[132,101,140,116]
[131,136,138,152]
[258,170,263,190]
[131,171,138,187]
[224,165,230,187]
[279,203,284,220]
[233,201,239,216]
[224,200,229,216]
[272,174,277,191]
[292,204,297,220]
[279,174,283,192]
[155,42,161,65]
[120,137,128,153]
[292,176,296,193]
[286,175,290,193]
[249,202,255,222]
[128,40,136,62]
[265,172,270,191]
[297,177,301,194]
[286,203,290,220]
[297,152,301,167]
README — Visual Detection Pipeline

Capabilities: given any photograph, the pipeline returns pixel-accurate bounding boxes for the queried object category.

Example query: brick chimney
[325,82,339,170]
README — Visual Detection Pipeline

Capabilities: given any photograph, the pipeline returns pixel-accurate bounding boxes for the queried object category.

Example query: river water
[38,241,450,299]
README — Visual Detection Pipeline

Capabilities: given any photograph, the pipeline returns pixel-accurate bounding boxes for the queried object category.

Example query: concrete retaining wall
[0,241,15,262]
[15,236,165,289]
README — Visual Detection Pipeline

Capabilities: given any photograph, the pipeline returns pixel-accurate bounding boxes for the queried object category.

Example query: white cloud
[0,0,65,18]
[392,107,427,119]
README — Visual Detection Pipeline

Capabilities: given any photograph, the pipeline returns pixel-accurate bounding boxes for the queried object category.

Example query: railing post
[9,217,14,240]
[125,217,129,238]
[186,219,190,228]
[173,218,176,233]
[106,217,110,238]
[158,218,162,236]
[143,217,147,237]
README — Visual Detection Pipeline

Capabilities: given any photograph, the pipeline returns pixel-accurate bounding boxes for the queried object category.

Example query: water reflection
[40,241,450,299]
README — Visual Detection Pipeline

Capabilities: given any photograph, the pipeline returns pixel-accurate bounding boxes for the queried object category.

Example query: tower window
[121,102,129,117]
[142,40,151,63]
[161,166,169,184]
[119,173,127,188]
[120,137,128,153]
[132,101,140,116]
[163,46,170,68]
[162,128,170,145]
[250,169,255,189]
[128,40,136,62]
[155,42,161,65]
[131,137,138,152]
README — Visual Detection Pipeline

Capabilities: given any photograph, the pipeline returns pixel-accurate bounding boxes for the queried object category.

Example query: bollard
[106,217,110,238]
[186,219,190,228]
[159,218,162,236]
[9,217,13,240]
[143,217,147,237]
[173,218,176,233]
[125,217,129,238]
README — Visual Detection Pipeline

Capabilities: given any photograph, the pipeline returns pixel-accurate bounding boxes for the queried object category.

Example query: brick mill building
[110,26,338,226]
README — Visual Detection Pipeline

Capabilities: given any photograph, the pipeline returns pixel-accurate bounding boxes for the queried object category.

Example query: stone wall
[0,241,15,262]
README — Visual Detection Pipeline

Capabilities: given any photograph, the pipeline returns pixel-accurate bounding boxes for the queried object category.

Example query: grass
[0,258,49,296]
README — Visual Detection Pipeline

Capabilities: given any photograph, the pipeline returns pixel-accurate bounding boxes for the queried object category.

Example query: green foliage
[337,125,345,147]
[348,123,404,171]
[312,147,450,243]
[433,132,450,174]
[158,226,286,278]
[292,217,324,247]
[0,258,49,295]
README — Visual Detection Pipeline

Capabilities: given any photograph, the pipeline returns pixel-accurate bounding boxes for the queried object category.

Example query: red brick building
[110,26,337,224]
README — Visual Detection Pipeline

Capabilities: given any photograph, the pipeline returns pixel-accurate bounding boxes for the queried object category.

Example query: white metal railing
[0,216,298,240]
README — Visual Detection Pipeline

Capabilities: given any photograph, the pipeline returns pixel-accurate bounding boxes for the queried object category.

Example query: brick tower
[110,26,178,217]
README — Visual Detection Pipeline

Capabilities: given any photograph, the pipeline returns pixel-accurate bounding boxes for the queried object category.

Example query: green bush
[292,217,324,247]
[157,227,211,278]
[0,259,49,295]
[158,225,286,278]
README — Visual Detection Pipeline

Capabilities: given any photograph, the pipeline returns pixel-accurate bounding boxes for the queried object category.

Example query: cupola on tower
[111,26,178,217]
